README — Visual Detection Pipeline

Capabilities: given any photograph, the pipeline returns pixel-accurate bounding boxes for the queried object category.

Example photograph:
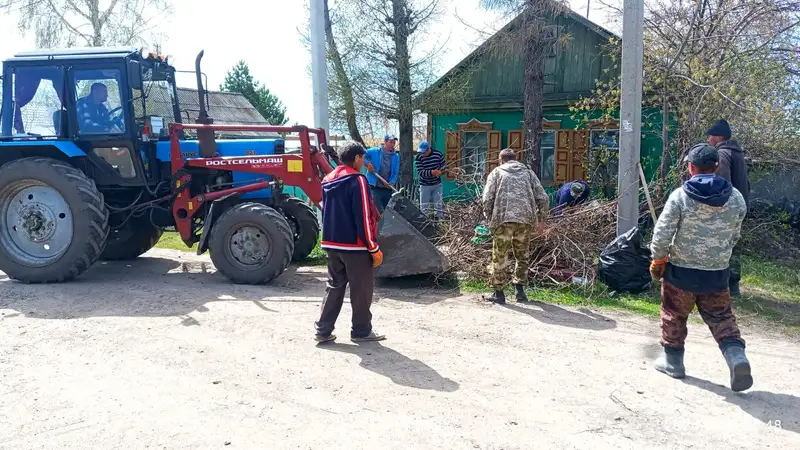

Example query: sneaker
[351,331,386,342]
[314,333,336,344]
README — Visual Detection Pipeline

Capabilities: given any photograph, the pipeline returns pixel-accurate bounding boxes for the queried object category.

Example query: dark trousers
[370,187,393,214]
[660,280,744,350]
[315,250,375,338]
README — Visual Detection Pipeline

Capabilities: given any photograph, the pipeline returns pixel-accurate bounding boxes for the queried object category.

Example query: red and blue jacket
[320,165,380,253]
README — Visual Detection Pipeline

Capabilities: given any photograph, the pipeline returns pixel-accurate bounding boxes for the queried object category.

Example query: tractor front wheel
[278,197,319,262]
[208,203,294,284]
[0,157,109,283]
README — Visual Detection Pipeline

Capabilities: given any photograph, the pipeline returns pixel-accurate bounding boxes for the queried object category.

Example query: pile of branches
[436,199,618,284]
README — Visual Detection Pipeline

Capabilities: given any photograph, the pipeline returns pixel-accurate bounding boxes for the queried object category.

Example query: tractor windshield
[133,61,179,130]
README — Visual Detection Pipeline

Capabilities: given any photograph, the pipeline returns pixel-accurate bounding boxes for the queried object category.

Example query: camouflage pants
[729,242,742,283]
[489,222,531,289]
[660,281,744,349]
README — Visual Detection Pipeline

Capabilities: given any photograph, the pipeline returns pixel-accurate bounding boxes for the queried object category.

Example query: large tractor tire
[0,157,109,283]
[101,215,163,260]
[208,203,294,285]
[278,197,320,262]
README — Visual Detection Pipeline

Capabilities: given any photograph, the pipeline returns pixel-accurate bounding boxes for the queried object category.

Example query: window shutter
[444,130,461,179]
[508,130,524,161]
[572,130,588,181]
[555,130,571,185]
[486,130,502,172]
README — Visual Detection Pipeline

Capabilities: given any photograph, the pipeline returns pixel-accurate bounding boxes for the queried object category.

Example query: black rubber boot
[722,344,753,392]
[486,290,506,304]
[514,284,529,303]
[653,346,686,379]
[729,280,741,297]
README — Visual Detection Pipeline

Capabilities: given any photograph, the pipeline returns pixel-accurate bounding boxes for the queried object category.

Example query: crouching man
[650,143,751,392]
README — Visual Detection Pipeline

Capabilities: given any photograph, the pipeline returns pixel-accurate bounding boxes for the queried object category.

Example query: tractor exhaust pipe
[194,50,217,157]
[195,50,211,124]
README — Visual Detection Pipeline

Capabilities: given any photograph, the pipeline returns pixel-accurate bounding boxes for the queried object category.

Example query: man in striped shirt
[415,141,445,218]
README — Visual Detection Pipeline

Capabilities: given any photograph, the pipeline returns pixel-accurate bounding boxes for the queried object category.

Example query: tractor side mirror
[127,61,142,90]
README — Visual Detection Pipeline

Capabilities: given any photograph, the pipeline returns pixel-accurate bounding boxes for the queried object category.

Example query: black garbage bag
[597,227,652,293]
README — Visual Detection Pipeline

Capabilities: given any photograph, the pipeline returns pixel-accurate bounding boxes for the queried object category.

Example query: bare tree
[327,0,443,187]
[2,0,172,48]
[323,0,364,145]
[576,0,800,192]
[480,0,565,174]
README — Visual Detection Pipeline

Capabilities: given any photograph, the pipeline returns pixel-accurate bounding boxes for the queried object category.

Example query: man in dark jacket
[555,180,590,215]
[315,142,385,344]
[707,119,750,296]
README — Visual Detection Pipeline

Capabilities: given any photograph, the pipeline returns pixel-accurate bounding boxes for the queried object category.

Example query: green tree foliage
[220,61,289,125]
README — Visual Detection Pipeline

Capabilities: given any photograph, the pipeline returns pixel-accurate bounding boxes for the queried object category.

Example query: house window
[540,130,556,185]
[589,129,620,198]
[460,131,488,176]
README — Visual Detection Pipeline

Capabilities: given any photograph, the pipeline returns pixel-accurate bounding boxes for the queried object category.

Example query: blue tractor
[0,48,324,283]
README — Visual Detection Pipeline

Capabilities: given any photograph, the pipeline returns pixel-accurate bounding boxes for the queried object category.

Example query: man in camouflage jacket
[482,148,549,304]
[649,143,752,392]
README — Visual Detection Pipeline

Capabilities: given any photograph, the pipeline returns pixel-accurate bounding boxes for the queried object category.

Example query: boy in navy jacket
[315,141,386,343]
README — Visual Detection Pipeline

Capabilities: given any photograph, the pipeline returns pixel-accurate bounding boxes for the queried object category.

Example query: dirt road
[1,248,798,449]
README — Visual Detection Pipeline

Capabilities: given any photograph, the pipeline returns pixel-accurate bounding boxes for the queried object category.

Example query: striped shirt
[415,150,445,186]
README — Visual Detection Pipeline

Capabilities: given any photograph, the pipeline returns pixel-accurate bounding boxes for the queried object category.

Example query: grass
[155,231,196,251]
[459,279,662,317]
[154,231,328,265]
[153,232,799,334]
[462,255,800,336]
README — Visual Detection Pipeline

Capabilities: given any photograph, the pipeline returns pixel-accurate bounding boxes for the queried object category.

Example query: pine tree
[220,61,288,125]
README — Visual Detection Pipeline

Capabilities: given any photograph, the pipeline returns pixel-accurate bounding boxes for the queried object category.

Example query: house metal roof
[175,88,278,138]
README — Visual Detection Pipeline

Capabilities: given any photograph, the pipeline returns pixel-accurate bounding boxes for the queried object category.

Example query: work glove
[431,170,442,176]
[366,162,375,173]
[371,250,384,268]
[650,259,667,281]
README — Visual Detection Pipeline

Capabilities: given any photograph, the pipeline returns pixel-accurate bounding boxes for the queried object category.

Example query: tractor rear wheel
[101,215,163,260]
[278,197,319,262]
[208,203,294,284]
[0,157,109,283]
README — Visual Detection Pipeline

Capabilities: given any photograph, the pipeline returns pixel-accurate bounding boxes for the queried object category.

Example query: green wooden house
[418,9,665,199]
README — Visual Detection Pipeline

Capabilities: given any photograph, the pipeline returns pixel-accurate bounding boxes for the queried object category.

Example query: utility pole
[616,0,645,236]
[309,0,330,143]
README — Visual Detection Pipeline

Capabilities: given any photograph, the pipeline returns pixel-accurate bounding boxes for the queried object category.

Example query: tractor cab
[0,47,181,187]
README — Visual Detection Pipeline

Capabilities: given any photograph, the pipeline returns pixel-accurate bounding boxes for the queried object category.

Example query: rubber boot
[653,347,686,379]
[722,344,753,392]
[514,284,529,303]
[486,290,506,304]
[729,280,741,298]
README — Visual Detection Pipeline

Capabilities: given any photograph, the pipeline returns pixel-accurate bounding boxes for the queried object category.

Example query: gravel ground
[1,248,798,449]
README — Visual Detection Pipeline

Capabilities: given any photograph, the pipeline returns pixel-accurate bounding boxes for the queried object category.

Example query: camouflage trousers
[729,242,742,283]
[660,281,744,349]
[489,222,531,289]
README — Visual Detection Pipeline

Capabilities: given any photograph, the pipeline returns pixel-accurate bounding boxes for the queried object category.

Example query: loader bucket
[374,193,447,278]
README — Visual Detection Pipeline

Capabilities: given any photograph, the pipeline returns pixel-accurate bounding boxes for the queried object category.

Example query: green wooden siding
[429,108,666,200]
[428,14,616,111]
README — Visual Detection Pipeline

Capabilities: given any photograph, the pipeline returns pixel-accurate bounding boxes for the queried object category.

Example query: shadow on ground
[501,300,617,331]
[0,257,319,320]
[319,341,459,392]
[375,273,462,305]
[682,375,800,434]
